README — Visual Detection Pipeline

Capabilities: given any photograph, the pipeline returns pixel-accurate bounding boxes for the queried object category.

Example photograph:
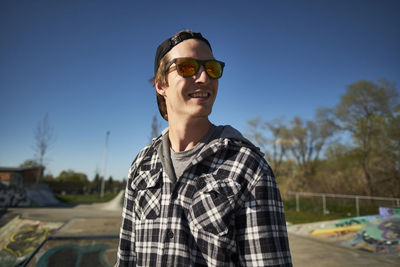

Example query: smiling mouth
[189,92,210,98]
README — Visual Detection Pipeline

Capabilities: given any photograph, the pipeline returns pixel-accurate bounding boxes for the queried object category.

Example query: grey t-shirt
[170,125,222,179]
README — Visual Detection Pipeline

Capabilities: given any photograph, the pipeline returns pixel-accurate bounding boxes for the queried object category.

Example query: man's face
[156,39,218,122]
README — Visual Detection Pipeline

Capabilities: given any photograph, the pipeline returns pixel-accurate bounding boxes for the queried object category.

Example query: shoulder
[217,125,264,159]
[201,125,270,180]
[219,126,278,192]
[208,126,275,198]
[218,125,273,176]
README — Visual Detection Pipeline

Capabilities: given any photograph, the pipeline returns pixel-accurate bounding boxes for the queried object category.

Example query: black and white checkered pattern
[116,135,292,266]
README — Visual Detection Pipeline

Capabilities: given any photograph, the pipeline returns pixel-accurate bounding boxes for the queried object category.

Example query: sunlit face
[156,39,218,122]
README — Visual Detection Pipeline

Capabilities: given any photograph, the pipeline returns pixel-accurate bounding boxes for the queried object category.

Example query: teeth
[190,92,208,98]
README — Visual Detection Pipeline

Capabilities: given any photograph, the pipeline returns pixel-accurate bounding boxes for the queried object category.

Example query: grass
[284,209,346,225]
[55,192,119,204]
[283,197,381,224]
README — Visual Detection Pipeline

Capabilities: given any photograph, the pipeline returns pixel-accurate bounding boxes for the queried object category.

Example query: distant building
[0,166,44,187]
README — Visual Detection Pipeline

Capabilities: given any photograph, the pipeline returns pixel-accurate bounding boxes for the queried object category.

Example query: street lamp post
[101,131,110,199]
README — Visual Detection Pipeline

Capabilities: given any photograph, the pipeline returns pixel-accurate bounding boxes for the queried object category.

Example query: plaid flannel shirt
[116,133,292,266]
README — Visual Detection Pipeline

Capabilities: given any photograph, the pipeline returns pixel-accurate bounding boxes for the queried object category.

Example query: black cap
[154,31,212,75]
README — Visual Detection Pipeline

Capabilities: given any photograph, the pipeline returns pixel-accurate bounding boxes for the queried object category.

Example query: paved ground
[6,203,122,222]
[2,193,399,266]
[289,232,398,266]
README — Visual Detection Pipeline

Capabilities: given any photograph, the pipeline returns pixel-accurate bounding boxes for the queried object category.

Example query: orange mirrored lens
[205,61,222,79]
[177,59,198,77]
[174,58,223,78]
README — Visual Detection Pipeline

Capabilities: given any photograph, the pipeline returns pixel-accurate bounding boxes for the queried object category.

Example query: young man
[116,31,292,266]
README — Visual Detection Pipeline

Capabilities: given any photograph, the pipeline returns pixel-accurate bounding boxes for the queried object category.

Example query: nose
[194,65,210,83]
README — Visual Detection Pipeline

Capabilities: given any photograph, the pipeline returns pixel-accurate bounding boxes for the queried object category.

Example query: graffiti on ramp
[4,226,49,256]
[314,215,400,257]
[0,216,62,267]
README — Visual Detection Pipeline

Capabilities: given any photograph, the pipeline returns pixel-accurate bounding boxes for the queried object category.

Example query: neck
[168,116,212,152]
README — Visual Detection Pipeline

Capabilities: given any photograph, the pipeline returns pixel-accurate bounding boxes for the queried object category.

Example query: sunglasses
[165,57,225,79]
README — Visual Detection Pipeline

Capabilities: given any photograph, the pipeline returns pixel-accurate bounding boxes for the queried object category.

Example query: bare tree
[265,118,290,176]
[246,117,268,152]
[246,117,289,177]
[33,113,55,182]
[150,115,161,142]
[285,114,336,178]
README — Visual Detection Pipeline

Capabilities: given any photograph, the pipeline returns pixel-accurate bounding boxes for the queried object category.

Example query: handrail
[285,191,400,202]
[283,191,400,217]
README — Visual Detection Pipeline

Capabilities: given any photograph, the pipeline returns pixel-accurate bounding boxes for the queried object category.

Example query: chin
[191,109,213,118]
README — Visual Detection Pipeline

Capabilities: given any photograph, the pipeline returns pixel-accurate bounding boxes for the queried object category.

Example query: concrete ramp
[0,215,63,266]
[25,184,61,206]
[97,190,124,212]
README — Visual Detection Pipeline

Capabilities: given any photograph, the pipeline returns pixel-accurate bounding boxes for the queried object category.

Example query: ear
[155,81,167,97]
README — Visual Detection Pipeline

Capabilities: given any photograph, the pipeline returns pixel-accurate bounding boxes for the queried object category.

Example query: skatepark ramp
[98,190,124,212]
[0,183,61,208]
[0,192,124,266]
[287,206,400,261]
[25,184,61,206]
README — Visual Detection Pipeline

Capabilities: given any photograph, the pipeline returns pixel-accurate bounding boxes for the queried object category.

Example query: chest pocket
[190,177,241,236]
[133,169,163,220]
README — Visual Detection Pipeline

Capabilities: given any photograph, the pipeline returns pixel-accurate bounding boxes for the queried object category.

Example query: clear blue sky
[1,0,399,181]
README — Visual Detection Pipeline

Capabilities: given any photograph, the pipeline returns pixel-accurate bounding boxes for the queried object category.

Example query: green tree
[370,109,400,196]
[57,170,89,183]
[92,172,102,193]
[334,79,399,196]
[107,176,114,192]
[43,173,55,182]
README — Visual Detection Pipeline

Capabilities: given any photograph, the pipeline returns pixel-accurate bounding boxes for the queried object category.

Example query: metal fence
[284,192,400,217]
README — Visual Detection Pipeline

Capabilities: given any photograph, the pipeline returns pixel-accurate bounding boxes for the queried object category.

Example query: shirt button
[197,179,206,188]
[210,191,218,199]
[167,230,174,239]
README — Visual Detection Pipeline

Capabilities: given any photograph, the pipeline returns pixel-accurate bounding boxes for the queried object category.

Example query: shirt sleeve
[235,162,292,266]
[115,175,137,267]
